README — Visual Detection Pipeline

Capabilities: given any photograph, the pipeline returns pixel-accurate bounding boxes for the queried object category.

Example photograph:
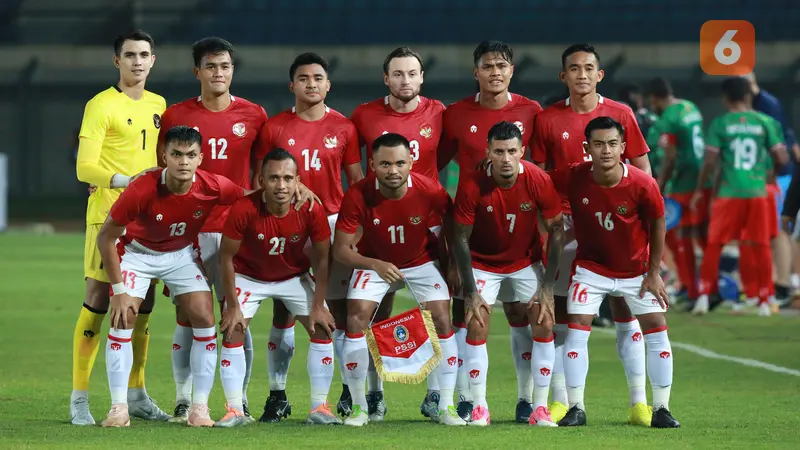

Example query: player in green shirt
[691,77,788,315]
[647,77,710,304]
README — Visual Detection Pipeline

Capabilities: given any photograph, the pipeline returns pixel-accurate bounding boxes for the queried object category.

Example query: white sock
[127,387,147,401]
[220,342,245,411]
[510,322,534,403]
[436,332,458,410]
[106,328,133,405]
[426,374,440,394]
[532,334,555,409]
[71,390,88,402]
[343,333,369,411]
[172,322,193,405]
[564,324,591,411]
[644,326,673,411]
[267,324,295,391]
[615,319,647,406]
[465,339,489,409]
[551,323,568,405]
[308,339,335,409]
[453,325,472,402]
[191,327,218,405]
[367,354,383,394]
[242,327,254,404]
[333,329,347,388]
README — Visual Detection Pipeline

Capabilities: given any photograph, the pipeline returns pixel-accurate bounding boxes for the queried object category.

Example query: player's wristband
[111,282,127,296]
[110,174,132,189]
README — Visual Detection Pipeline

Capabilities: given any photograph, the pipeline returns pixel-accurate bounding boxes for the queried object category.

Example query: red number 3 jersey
[159,96,268,231]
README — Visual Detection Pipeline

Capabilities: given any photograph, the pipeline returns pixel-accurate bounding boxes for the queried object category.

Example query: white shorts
[305,214,352,300]
[118,241,210,301]
[472,264,543,306]
[234,272,317,319]
[554,215,577,297]
[567,265,666,316]
[347,261,450,303]
[198,232,223,301]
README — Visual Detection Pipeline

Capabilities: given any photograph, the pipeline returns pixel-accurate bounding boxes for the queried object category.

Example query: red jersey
[255,106,361,217]
[351,96,446,181]
[454,160,562,273]
[337,173,450,269]
[440,92,542,174]
[110,169,243,253]
[550,162,664,279]
[223,192,331,282]
[530,95,650,214]
[159,95,268,232]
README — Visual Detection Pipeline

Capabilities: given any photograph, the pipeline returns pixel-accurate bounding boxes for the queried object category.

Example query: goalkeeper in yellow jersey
[70,28,170,425]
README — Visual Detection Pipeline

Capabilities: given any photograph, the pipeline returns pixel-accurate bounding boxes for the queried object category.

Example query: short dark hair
[646,77,673,99]
[561,43,600,70]
[192,37,235,68]
[721,76,752,103]
[487,121,522,144]
[261,148,298,172]
[372,133,410,154]
[113,29,155,57]
[164,125,202,149]
[584,116,624,141]
[473,40,513,67]
[617,83,641,108]
[289,52,329,81]
[383,46,424,74]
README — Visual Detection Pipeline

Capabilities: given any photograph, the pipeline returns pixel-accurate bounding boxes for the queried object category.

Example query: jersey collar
[475,92,513,103]
[292,105,330,114]
[160,168,196,184]
[375,174,413,190]
[196,94,235,102]
[565,94,604,106]
[485,161,524,176]
[589,162,628,177]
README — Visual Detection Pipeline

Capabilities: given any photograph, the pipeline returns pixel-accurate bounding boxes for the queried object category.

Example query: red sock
[667,230,699,298]
[698,243,723,296]
[738,245,760,299]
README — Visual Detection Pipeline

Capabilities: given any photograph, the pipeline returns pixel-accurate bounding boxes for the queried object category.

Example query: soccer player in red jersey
[96,126,246,427]
[216,149,340,427]
[254,52,365,420]
[157,37,269,423]
[549,117,679,429]
[530,44,652,424]
[335,133,462,426]
[452,121,564,427]
[350,46,447,417]
[437,40,544,423]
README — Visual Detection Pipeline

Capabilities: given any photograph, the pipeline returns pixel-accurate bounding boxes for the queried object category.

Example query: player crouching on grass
[549,117,680,428]
[216,148,341,427]
[96,125,247,427]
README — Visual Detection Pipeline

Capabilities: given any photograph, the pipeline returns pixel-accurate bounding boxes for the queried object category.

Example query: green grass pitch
[1,233,799,449]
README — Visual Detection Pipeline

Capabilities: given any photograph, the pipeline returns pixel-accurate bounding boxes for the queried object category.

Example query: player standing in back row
[692,77,788,315]
[549,117,680,429]
[438,40,544,423]
[350,46,447,419]
[530,43,653,426]
[158,37,268,422]
[254,52,364,422]
[71,29,169,425]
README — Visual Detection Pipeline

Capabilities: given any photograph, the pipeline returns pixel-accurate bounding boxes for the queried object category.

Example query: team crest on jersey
[617,205,629,215]
[288,138,295,146]
[409,216,421,225]
[257,233,265,241]
[193,209,204,219]
[153,114,161,129]
[156,213,163,221]
[514,121,525,135]
[290,234,301,242]
[232,122,246,137]
[323,134,338,149]
[520,202,532,212]
[419,124,433,139]
[562,131,570,140]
